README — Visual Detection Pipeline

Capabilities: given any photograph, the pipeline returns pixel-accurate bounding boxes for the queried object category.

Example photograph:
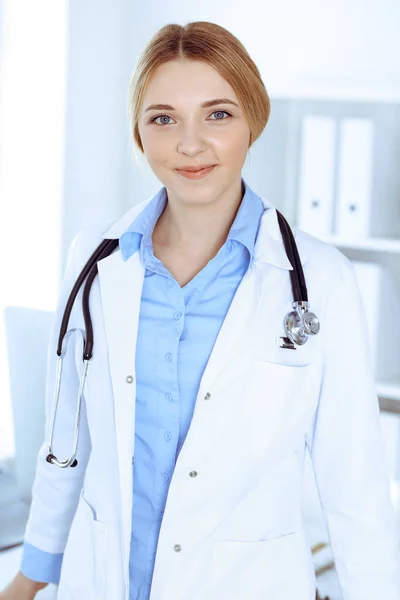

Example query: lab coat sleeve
[21,229,92,562]
[308,256,400,599]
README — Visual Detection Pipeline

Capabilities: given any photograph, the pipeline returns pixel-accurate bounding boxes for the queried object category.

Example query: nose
[177,122,207,155]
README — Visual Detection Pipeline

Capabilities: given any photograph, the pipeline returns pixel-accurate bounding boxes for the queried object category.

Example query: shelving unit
[273,95,400,416]
[247,102,400,414]
[319,235,400,412]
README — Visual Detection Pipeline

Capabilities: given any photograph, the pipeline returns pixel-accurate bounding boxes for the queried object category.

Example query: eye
[149,114,174,126]
[209,110,232,120]
[148,110,232,126]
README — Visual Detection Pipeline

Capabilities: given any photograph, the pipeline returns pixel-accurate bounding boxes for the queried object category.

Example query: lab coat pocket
[80,489,108,600]
[210,531,310,600]
[58,488,107,600]
[241,359,320,456]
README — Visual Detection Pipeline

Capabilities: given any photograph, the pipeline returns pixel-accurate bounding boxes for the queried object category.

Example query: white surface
[3,308,54,504]
[0,465,30,550]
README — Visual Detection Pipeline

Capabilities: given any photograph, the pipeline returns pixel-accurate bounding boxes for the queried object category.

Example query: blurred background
[0,1,399,598]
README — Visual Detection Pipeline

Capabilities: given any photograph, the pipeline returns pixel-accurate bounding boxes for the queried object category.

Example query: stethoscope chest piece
[282,300,320,348]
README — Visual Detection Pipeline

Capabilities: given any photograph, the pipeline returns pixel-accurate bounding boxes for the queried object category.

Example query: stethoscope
[45,209,320,469]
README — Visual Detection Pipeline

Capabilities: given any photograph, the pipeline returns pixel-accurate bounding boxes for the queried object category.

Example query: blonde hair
[128,21,271,155]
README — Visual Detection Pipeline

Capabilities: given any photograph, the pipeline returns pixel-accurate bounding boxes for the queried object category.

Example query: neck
[153,177,245,254]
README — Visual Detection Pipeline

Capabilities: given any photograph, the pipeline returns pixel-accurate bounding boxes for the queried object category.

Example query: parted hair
[128,21,271,154]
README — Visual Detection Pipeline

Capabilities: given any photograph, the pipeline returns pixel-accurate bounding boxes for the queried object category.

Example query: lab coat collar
[101,185,293,271]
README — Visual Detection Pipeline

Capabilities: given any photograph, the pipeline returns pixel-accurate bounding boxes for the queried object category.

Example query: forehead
[142,60,237,105]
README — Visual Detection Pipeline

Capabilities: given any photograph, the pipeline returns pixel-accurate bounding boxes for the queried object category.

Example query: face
[137,59,251,206]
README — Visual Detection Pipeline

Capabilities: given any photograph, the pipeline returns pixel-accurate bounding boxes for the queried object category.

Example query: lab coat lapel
[97,248,145,573]
[195,203,293,394]
[195,263,262,397]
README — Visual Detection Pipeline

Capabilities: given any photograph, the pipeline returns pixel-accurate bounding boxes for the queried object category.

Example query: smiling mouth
[176,165,216,172]
[175,165,217,179]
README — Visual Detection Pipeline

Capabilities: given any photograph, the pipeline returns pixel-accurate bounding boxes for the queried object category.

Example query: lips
[176,165,216,172]
[175,165,216,179]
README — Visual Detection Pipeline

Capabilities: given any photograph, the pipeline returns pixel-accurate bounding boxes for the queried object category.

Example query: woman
[2,20,400,600]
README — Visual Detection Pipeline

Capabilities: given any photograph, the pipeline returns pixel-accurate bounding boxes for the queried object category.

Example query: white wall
[0,0,68,459]
[127,0,400,106]
[62,0,135,266]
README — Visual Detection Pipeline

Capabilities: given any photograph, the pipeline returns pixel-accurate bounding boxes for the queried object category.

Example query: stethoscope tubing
[46,209,318,468]
[57,238,119,361]
[276,210,308,302]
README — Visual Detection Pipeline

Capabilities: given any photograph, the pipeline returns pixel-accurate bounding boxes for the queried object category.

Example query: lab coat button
[173,544,182,552]
[126,375,134,383]
[204,392,211,400]
[189,471,198,478]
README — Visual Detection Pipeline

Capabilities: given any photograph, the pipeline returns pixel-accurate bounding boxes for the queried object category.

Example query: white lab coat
[24,194,400,600]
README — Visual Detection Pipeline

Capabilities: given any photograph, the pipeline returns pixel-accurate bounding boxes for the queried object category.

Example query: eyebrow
[144,98,239,113]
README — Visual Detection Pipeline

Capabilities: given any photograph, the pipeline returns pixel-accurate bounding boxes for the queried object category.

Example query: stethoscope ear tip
[45,453,55,464]
[45,453,78,468]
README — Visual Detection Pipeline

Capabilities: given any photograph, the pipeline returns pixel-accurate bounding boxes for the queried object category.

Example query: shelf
[321,235,400,254]
[377,380,400,402]
[269,83,400,104]
[377,380,400,414]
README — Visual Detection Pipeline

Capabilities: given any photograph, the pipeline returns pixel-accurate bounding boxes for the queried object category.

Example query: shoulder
[71,220,114,251]
[291,225,356,287]
[71,197,151,257]
[289,225,361,332]
[65,220,117,277]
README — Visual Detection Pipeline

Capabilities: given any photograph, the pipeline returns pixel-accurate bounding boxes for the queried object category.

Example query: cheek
[212,124,250,159]
[138,122,168,155]
[141,134,173,165]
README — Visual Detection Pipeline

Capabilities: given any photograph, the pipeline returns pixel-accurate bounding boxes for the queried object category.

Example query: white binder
[335,118,374,238]
[297,116,336,237]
